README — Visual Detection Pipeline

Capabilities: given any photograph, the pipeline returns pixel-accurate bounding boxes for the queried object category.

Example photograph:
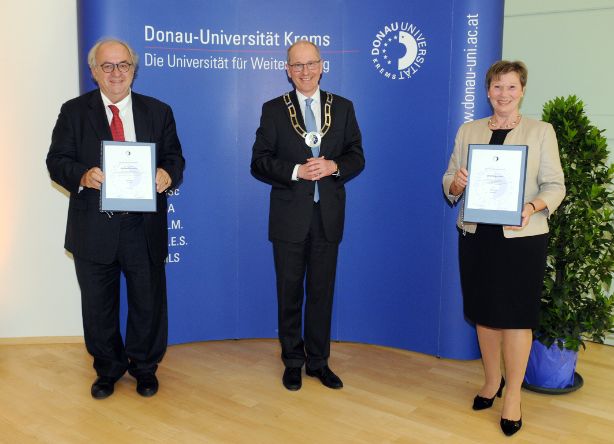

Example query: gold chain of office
[283,92,333,140]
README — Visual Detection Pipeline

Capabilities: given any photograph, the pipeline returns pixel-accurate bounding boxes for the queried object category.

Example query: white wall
[0,1,83,338]
[503,0,614,156]
[1,0,613,339]
[503,0,614,345]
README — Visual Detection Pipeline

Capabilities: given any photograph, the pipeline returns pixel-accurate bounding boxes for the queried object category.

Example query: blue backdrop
[77,0,503,359]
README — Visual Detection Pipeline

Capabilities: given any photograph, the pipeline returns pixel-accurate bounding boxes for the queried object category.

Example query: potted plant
[523,95,614,393]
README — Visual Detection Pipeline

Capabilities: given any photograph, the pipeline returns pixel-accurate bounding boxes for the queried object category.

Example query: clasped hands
[80,167,172,193]
[298,157,337,181]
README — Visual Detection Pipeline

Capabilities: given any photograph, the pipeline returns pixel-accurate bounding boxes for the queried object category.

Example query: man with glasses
[251,41,365,391]
[47,38,185,399]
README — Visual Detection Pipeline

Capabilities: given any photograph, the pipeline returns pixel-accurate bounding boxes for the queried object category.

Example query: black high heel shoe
[500,416,522,436]
[472,377,505,410]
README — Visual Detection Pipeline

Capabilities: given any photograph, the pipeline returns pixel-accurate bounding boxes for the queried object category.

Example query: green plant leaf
[540,95,614,352]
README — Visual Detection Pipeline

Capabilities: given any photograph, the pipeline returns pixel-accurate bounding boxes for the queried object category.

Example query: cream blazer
[442,117,565,238]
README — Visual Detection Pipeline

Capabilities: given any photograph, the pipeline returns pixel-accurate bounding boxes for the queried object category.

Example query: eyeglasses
[288,60,321,73]
[98,62,133,73]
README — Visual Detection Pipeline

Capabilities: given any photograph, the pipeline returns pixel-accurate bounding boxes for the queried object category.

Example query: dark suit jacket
[47,89,185,264]
[251,90,365,243]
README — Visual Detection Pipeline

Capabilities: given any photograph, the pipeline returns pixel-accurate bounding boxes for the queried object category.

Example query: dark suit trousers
[272,204,339,371]
[74,214,167,379]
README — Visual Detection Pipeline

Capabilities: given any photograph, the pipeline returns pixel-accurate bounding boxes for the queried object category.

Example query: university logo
[371,21,427,80]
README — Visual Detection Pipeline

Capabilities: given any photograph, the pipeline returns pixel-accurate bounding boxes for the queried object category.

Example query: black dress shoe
[472,377,505,410]
[282,367,302,391]
[91,376,116,399]
[306,366,343,389]
[500,417,522,436]
[136,373,159,397]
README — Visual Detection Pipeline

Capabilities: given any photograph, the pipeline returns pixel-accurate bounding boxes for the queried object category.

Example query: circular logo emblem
[305,131,321,148]
[371,22,427,80]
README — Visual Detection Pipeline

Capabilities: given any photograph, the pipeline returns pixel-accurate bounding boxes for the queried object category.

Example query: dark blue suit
[47,89,185,378]
[251,89,364,370]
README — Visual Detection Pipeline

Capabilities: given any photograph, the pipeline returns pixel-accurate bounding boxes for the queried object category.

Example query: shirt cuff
[292,164,300,181]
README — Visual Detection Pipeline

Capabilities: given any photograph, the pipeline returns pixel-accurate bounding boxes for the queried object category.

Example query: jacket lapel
[289,89,307,131]
[87,90,112,141]
[503,119,525,145]
[132,93,151,142]
[318,89,329,156]
[479,119,493,144]
[285,90,312,153]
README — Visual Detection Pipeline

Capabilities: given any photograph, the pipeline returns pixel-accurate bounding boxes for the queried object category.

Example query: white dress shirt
[100,90,136,142]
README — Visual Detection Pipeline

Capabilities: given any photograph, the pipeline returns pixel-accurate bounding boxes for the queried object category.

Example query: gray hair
[87,38,139,69]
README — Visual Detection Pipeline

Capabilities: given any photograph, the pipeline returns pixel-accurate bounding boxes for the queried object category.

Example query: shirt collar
[100,89,132,113]
[296,87,320,106]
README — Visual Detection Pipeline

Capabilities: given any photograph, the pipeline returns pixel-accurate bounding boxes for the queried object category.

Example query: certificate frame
[463,144,528,226]
[100,141,157,212]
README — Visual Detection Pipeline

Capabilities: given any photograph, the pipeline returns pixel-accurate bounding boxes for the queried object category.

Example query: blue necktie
[305,98,319,202]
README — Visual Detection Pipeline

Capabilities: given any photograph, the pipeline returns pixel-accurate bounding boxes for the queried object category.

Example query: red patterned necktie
[108,105,125,141]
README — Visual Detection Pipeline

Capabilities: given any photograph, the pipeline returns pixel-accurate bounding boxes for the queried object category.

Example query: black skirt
[459,224,548,329]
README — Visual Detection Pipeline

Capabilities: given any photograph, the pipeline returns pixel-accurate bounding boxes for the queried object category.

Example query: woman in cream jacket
[443,61,565,437]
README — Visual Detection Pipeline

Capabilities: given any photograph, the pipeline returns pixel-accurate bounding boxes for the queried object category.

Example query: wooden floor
[0,339,613,443]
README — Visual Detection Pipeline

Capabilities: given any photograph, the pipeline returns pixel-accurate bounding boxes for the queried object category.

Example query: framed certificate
[463,144,528,226]
[100,141,157,212]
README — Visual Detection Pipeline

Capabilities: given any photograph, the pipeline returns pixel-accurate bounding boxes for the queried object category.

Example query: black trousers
[74,214,167,379]
[272,204,339,371]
